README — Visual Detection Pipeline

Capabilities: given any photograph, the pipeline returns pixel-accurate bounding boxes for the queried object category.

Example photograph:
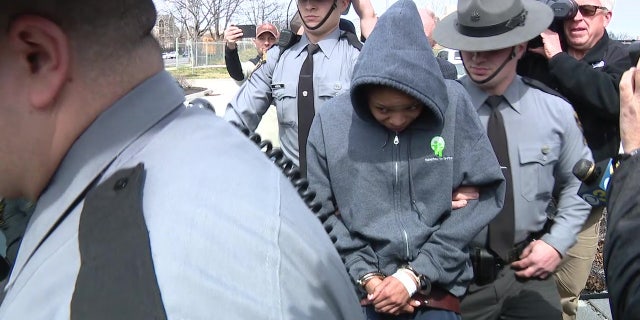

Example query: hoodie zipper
[394,134,399,184]
[393,132,411,259]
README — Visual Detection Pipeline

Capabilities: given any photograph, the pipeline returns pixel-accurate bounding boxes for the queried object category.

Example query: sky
[153,0,639,39]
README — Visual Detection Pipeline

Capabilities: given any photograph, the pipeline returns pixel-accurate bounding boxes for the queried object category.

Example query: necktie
[297,43,320,177]
[485,95,515,262]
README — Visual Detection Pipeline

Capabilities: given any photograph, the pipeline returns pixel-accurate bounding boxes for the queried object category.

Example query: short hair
[0,1,158,62]
[600,0,614,10]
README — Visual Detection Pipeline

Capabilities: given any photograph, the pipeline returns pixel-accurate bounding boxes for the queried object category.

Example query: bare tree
[424,0,449,18]
[240,0,288,29]
[609,31,635,42]
[210,0,245,40]
[165,0,244,42]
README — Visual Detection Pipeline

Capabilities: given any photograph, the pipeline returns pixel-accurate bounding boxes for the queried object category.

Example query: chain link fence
[161,40,259,69]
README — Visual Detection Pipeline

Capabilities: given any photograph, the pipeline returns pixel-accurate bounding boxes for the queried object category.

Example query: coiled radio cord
[231,123,323,214]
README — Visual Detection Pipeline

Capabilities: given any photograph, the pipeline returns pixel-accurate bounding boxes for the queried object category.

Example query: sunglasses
[578,4,608,17]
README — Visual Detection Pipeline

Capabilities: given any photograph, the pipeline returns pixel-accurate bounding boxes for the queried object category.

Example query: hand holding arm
[619,60,640,153]
[451,186,479,210]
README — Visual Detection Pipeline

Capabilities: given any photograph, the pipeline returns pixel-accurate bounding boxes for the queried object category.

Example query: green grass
[167,66,231,79]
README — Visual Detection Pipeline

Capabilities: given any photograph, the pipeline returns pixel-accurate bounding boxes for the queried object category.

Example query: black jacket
[518,32,631,162]
[224,46,260,82]
[605,155,640,320]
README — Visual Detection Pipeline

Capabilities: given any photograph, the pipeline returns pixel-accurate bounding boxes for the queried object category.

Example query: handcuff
[400,264,432,295]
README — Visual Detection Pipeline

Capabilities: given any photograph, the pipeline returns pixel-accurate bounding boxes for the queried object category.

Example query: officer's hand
[511,240,561,279]
[452,186,479,209]
[368,276,412,315]
[529,29,563,60]
[619,59,640,153]
[224,25,243,49]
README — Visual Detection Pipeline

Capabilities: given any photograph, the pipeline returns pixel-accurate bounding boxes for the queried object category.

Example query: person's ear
[7,15,70,110]
[339,0,350,13]
[602,10,612,28]
[514,43,528,59]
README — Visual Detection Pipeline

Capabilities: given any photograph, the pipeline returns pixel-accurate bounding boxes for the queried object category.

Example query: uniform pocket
[317,81,349,101]
[272,84,297,128]
[518,144,560,201]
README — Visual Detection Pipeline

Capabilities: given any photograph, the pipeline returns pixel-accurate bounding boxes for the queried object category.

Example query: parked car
[162,51,177,59]
[436,48,461,62]
[452,60,466,79]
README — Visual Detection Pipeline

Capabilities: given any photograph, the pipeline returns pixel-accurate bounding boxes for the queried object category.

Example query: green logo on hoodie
[431,136,445,157]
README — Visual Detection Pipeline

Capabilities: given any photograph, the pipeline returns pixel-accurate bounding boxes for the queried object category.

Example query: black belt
[470,226,549,285]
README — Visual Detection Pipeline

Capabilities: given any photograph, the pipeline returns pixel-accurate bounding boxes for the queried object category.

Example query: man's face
[253,32,277,55]
[297,0,346,36]
[368,87,423,133]
[461,45,522,92]
[564,0,611,52]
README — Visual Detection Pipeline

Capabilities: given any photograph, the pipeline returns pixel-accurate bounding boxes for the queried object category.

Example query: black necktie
[297,43,320,177]
[485,95,515,262]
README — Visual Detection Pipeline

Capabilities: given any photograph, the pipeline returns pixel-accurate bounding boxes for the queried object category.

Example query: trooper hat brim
[433,0,553,51]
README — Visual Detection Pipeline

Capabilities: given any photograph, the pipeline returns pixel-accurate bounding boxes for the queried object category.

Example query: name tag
[271,83,285,89]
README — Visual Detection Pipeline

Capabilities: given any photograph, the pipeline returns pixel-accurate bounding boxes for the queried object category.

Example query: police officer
[224,0,361,170]
[517,1,631,317]
[433,0,593,318]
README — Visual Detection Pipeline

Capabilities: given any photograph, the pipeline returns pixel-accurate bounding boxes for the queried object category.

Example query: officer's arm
[540,104,593,256]
[223,47,277,130]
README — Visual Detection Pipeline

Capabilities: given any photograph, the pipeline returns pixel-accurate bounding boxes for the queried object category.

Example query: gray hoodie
[306,0,505,297]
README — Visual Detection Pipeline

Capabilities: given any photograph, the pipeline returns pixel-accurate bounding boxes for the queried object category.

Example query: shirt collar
[293,27,342,59]
[462,75,523,114]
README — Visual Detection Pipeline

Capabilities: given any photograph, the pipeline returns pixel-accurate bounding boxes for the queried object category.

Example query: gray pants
[461,266,562,320]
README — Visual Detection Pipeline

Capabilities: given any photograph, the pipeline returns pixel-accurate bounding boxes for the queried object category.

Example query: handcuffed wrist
[357,272,384,289]
[392,269,418,296]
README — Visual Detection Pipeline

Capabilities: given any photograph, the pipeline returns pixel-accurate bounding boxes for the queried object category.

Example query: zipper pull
[394,133,399,145]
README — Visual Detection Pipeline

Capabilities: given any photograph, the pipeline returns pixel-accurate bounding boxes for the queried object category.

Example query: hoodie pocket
[518,144,560,201]
[272,84,297,129]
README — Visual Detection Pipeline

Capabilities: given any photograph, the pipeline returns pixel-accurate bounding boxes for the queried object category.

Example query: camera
[529,0,579,48]
[538,0,579,21]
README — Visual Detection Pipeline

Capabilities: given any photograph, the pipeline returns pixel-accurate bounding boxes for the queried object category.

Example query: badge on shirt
[592,60,605,69]
[271,83,285,89]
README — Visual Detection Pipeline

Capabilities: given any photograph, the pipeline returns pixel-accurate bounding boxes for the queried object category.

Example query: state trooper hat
[433,0,553,51]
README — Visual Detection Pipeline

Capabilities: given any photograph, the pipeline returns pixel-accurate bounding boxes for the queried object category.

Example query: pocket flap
[518,144,559,165]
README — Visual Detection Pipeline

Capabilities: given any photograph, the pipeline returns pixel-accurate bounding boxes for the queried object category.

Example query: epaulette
[521,77,569,103]
[339,30,363,51]
[276,29,302,62]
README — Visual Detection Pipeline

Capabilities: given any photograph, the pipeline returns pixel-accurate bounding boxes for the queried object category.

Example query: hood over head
[351,0,448,126]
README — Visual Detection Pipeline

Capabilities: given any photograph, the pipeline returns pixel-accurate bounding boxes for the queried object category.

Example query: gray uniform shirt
[0,72,362,319]
[224,27,360,165]
[461,75,592,255]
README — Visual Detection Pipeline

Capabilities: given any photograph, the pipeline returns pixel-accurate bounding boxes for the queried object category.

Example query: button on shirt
[224,28,360,165]
[460,75,592,255]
